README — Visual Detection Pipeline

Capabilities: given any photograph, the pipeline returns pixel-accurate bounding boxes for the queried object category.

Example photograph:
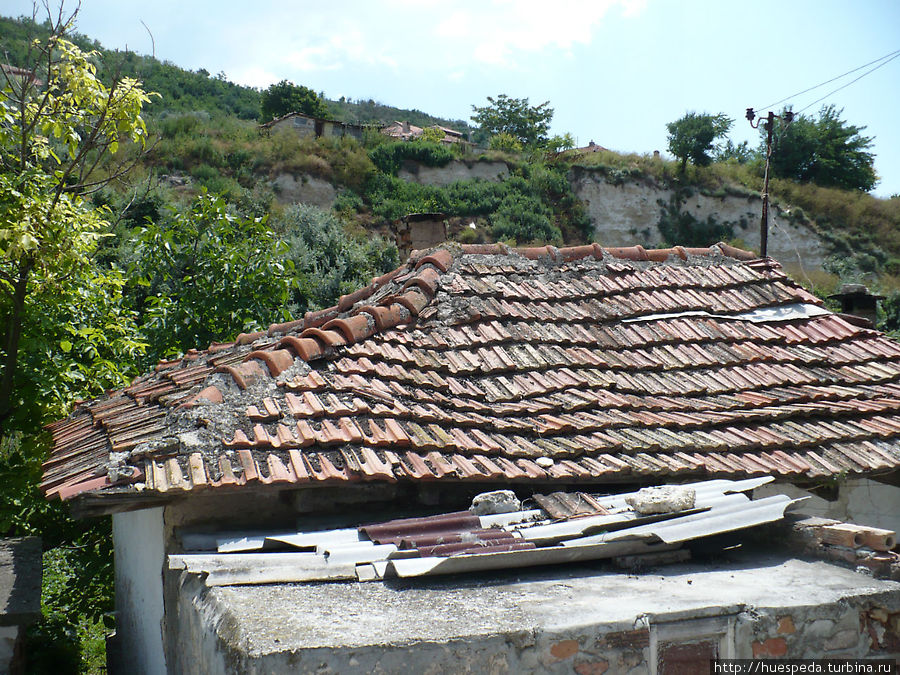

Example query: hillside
[5,13,900,292]
[0,14,470,131]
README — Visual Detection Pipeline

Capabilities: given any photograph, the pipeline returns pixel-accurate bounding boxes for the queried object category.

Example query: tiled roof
[41,242,900,508]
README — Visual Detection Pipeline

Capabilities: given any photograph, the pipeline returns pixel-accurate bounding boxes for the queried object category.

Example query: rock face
[391,160,832,268]
[398,160,509,187]
[571,171,829,268]
[271,173,336,208]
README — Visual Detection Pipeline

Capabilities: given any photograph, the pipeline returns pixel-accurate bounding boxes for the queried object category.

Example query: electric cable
[755,47,900,112]
[795,51,900,114]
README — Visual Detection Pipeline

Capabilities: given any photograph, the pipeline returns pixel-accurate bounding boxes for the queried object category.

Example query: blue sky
[5,0,900,196]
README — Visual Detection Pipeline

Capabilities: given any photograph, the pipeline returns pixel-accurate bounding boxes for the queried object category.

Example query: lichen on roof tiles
[40,242,900,506]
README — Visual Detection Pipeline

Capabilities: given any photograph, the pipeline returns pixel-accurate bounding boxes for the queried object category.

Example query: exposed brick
[659,641,717,675]
[599,628,650,649]
[752,637,788,658]
[776,616,796,635]
[549,639,579,660]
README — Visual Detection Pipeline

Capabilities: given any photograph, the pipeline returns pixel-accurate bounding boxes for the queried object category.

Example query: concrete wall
[170,591,900,674]
[571,172,829,267]
[757,478,900,534]
[112,508,167,675]
[398,160,509,187]
[0,625,18,675]
[167,555,900,673]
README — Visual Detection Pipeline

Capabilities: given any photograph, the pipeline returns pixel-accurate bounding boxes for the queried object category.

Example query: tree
[272,204,399,314]
[715,139,756,164]
[769,105,876,192]
[0,9,153,440]
[0,8,153,669]
[666,112,732,172]
[471,94,553,148]
[420,126,445,144]
[260,79,329,122]
[131,191,294,362]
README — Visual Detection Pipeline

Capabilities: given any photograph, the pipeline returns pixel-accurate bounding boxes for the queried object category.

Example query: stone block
[625,486,695,514]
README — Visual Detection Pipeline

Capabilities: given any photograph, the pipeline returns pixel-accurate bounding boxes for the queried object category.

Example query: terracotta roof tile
[40,242,900,505]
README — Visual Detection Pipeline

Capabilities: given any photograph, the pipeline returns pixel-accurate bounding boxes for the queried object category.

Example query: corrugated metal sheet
[564,495,802,546]
[169,479,807,585]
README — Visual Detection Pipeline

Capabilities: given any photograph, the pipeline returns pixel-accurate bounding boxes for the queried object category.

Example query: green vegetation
[130,191,294,362]
[1,10,900,672]
[656,189,733,247]
[471,94,554,148]
[368,139,454,175]
[274,204,398,313]
[362,161,587,245]
[770,105,877,192]
[666,112,733,172]
[326,97,469,133]
[260,80,329,122]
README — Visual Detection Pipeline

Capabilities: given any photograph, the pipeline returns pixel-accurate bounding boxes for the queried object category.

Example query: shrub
[490,193,561,245]
[656,192,731,247]
[272,204,399,312]
[368,140,453,175]
[489,132,523,153]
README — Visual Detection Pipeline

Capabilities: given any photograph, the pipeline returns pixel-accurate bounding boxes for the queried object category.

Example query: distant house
[0,64,42,87]
[381,120,467,144]
[564,140,609,157]
[258,111,370,141]
[41,242,900,672]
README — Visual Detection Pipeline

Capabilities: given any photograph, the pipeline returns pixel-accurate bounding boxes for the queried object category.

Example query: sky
[5,0,900,196]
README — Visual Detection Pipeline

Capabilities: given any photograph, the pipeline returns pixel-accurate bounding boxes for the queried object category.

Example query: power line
[795,51,900,114]
[755,47,900,112]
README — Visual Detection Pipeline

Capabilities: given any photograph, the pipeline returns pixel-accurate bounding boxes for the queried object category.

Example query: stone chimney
[828,284,884,328]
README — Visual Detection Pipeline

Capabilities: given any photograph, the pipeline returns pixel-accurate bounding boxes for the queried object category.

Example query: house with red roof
[41,242,900,672]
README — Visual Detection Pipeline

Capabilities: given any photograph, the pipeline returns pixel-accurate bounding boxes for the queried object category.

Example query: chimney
[828,284,884,328]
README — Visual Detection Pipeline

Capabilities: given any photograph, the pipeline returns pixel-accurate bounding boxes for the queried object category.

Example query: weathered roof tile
[40,243,900,506]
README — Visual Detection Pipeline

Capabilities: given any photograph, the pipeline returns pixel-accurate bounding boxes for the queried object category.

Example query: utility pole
[746,108,793,258]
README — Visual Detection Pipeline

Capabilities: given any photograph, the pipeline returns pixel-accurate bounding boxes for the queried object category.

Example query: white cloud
[432,0,647,66]
[254,0,647,78]
[228,65,280,89]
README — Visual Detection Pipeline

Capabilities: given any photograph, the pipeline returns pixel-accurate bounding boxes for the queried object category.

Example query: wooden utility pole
[760,111,775,258]
[746,108,793,259]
